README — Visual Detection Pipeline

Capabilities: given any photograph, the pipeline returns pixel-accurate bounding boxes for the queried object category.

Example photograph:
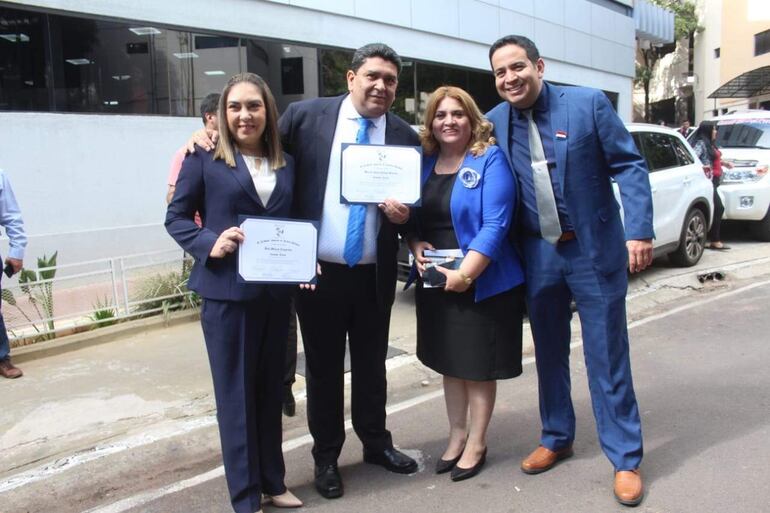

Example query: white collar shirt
[317,95,385,264]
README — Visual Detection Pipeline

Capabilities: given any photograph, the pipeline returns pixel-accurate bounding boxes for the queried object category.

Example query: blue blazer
[487,83,654,275]
[409,145,524,302]
[165,148,295,301]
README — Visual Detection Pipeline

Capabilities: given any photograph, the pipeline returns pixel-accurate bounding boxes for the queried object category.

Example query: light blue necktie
[343,118,372,267]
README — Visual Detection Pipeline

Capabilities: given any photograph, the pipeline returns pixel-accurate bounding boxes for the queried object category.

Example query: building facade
[1,0,642,265]
[693,0,770,122]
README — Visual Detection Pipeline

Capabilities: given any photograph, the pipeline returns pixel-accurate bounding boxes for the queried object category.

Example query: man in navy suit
[486,35,653,506]
[279,43,419,499]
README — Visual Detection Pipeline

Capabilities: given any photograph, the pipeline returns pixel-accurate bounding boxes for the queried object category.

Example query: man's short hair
[350,43,403,74]
[200,93,220,124]
[488,35,540,65]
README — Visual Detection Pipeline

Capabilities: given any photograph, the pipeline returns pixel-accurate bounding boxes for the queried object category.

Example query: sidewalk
[2,236,770,512]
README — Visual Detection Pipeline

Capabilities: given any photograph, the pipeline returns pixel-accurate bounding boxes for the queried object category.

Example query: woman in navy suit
[407,86,525,481]
[166,73,302,513]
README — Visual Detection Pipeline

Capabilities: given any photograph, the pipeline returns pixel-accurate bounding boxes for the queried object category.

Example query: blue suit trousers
[200,295,291,513]
[523,235,643,471]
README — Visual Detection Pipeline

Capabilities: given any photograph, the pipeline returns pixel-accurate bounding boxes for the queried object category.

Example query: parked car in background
[706,111,770,241]
[627,124,713,267]
[397,123,713,281]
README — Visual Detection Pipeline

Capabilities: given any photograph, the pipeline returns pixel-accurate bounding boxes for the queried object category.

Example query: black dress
[415,170,524,381]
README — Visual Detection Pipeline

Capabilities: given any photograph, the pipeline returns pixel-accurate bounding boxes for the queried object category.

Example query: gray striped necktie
[524,109,562,245]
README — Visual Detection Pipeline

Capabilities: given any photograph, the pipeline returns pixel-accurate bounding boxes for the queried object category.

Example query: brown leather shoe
[520,445,573,474]
[614,469,643,506]
[0,358,23,379]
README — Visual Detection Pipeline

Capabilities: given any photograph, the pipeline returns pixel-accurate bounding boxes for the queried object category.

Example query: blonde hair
[213,73,286,169]
[419,86,496,157]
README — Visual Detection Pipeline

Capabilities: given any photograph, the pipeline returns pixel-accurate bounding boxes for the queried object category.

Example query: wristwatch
[458,270,473,285]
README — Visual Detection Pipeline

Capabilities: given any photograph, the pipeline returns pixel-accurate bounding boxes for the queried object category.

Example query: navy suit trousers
[201,295,291,513]
[522,235,643,471]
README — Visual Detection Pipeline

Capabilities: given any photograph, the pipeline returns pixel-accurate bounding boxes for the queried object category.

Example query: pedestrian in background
[487,34,653,507]
[692,120,731,250]
[166,92,220,207]
[406,86,525,482]
[166,73,302,513]
[0,168,27,379]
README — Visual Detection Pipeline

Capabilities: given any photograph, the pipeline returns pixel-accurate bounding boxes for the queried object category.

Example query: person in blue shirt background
[0,168,27,379]
[406,86,525,482]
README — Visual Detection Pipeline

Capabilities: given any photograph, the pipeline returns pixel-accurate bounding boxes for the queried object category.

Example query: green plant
[89,296,117,328]
[132,266,200,314]
[1,252,59,340]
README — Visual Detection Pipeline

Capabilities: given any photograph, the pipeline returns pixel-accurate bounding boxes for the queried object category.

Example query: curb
[11,309,200,364]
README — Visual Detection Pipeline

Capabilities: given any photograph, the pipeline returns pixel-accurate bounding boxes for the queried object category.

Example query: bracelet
[458,270,473,285]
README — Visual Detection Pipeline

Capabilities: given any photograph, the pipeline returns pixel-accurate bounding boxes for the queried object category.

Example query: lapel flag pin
[555,130,568,139]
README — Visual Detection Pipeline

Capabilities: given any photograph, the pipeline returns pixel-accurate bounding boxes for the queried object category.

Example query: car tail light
[757,164,768,177]
[702,165,711,178]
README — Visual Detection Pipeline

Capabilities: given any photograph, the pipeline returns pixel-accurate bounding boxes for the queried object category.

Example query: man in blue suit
[486,35,653,506]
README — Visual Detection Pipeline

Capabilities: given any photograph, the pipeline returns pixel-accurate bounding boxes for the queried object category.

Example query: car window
[638,132,680,172]
[631,133,651,172]
[671,137,694,166]
[715,119,770,149]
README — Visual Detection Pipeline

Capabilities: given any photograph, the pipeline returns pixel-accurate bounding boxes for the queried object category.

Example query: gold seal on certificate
[340,143,422,205]
[237,217,318,283]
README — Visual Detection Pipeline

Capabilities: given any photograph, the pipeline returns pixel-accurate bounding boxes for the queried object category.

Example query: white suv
[709,111,770,241]
[626,124,714,267]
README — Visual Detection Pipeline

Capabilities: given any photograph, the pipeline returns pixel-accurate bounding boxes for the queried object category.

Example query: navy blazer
[165,148,295,301]
[487,83,654,274]
[279,94,420,307]
[408,146,525,301]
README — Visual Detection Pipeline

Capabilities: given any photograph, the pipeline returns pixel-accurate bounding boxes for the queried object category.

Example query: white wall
[1,0,638,267]
[0,112,200,266]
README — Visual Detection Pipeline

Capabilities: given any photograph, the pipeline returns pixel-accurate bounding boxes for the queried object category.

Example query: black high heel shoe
[435,453,462,474]
[450,447,487,482]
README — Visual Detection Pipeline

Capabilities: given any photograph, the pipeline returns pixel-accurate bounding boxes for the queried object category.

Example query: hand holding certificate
[237,216,318,283]
[340,143,422,205]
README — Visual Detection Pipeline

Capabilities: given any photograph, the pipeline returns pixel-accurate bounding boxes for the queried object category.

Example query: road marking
[7,278,770,512]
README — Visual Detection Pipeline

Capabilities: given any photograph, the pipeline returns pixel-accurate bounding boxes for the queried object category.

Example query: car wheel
[668,208,707,267]
[749,207,770,242]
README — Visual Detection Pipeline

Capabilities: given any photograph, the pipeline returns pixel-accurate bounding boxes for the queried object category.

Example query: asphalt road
[2,226,769,513]
[90,279,770,513]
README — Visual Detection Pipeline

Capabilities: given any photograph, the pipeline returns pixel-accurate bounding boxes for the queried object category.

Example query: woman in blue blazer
[166,73,302,513]
[406,86,525,482]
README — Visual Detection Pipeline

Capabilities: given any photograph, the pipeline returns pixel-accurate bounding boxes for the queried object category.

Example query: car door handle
[682,177,692,185]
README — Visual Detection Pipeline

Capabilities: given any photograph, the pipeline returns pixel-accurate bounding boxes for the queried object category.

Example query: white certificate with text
[340,143,422,205]
[237,217,318,284]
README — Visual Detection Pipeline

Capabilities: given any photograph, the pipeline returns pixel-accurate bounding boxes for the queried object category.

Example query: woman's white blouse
[242,155,276,206]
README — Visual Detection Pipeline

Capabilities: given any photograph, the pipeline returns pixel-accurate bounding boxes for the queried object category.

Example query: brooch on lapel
[459,167,481,189]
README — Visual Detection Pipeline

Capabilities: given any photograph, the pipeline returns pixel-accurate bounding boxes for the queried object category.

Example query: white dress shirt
[242,155,276,207]
[317,96,384,264]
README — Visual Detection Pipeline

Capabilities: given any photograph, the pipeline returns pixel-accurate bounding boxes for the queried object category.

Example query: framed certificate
[237,216,318,284]
[340,143,422,205]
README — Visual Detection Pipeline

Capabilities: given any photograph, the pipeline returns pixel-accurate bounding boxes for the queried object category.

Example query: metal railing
[2,249,197,342]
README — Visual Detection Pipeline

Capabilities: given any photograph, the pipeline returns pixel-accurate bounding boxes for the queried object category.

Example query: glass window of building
[755,29,770,56]
[0,7,49,111]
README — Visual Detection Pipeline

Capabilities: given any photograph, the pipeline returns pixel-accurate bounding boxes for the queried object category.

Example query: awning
[708,66,770,98]
[634,0,675,45]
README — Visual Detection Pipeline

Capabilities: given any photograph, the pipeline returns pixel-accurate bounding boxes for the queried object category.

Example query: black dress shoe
[282,386,296,417]
[435,454,462,474]
[314,464,343,499]
[363,447,418,474]
[450,448,487,482]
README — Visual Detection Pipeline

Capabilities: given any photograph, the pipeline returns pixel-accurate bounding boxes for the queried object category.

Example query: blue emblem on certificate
[459,167,480,189]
